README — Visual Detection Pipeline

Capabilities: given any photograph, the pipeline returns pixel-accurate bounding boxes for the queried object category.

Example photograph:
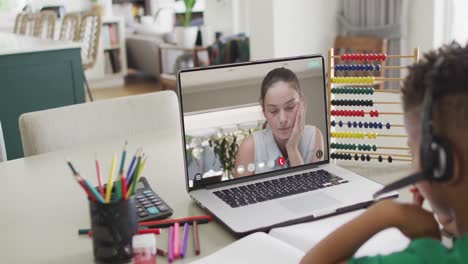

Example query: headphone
[374,57,454,198]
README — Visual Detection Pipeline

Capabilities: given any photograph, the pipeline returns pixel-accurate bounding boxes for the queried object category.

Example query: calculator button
[147,195,157,200]
[140,200,150,205]
[137,208,144,212]
[153,201,163,206]
[147,207,160,215]
[143,203,153,208]
[143,190,153,195]
[150,198,160,202]
[157,205,169,212]
[136,195,145,199]
[138,211,149,217]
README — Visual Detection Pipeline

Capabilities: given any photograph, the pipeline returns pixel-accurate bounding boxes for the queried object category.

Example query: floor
[85,74,163,102]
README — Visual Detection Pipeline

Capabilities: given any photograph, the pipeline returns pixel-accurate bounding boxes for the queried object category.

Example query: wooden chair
[333,35,387,89]
[33,11,56,39]
[59,13,81,41]
[19,13,37,36]
[76,11,102,101]
[13,13,26,34]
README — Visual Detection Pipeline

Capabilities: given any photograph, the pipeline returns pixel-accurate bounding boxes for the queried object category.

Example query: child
[300,42,468,263]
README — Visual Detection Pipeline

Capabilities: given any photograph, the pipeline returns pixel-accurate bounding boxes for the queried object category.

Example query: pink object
[133,234,157,264]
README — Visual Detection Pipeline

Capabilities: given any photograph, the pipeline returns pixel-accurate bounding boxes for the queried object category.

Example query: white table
[0,128,412,263]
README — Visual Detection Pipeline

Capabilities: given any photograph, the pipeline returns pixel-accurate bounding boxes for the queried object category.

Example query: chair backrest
[76,11,102,70]
[33,11,56,39]
[59,13,81,41]
[19,13,37,36]
[13,13,26,34]
[333,35,388,89]
[19,91,180,157]
[0,121,6,162]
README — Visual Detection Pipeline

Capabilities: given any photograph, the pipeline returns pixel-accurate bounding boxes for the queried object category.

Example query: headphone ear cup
[429,137,454,182]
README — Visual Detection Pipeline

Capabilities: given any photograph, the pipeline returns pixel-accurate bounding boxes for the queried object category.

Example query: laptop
[177,55,394,236]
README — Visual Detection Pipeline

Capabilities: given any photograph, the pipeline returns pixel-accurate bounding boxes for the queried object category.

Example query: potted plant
[174,0,198,48]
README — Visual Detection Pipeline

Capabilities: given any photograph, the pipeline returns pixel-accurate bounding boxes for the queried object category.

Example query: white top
[0,32,80,56]
[253,125,316,173]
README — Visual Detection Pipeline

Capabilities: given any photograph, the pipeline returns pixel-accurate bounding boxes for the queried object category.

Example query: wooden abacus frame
[327,48,420,163]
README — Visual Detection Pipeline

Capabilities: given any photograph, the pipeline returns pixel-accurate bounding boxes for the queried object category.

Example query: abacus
[327,48,420,163]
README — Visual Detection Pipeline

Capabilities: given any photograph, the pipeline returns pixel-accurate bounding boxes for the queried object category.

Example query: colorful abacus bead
[388,156,393,163]
[347,121,352,128]
[331,120,336,127]
[378,155,383,162]
[358,121,363,128]
[372,145,377,151]
[338,120,343,127]
[375,64,382,71]
[360,154,366,161]
[354,154,359,161]
[366,154,371,161]
[386,122,391,129]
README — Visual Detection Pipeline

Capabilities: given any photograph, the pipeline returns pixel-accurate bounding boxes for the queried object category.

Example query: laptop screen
[178,55,329,190]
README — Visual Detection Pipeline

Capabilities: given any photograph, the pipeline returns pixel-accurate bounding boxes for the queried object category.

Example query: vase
[223,169,234,180]
[175,26,198,48]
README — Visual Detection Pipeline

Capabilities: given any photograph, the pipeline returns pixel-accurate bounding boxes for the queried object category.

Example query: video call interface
[180,57,328,187]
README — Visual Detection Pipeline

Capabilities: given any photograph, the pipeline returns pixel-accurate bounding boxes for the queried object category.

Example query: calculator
[135,177,173,222]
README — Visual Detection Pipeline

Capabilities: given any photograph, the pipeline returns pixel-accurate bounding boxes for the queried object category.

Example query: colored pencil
[168,226,174,263]
[126,148,140,186]
[120,171,127,200]
[126,152,142,198]
[173,222,180,258]
[114,141,128,200]
[85,227,161,237]
[82,177,105,203]
[139,215,213,228]
[67,160,101,202]
[105,154,116,203]
[193,221,200,255]
[95,154,105,198]
[181,222,190,257]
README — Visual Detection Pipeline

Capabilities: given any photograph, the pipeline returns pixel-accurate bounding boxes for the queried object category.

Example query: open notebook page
[189,232,304,264]
[269,209,410,258]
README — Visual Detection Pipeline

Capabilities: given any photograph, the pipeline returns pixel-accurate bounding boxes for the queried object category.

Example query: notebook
[190,210,410,264]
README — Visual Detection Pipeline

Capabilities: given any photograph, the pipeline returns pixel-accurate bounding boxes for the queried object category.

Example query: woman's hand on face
[286,100,305,152]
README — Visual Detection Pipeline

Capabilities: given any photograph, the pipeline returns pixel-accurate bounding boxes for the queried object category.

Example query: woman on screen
[234,67,324,177]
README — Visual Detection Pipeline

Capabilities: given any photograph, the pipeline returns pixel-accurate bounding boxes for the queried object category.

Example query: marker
[181,222,190,257]
[173,222,180,258]
[168,226,174,263]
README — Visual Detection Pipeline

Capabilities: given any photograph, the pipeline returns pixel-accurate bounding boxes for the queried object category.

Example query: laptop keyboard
[213,169,349,208]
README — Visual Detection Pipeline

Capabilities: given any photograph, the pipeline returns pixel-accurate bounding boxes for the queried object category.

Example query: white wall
[204,0,234,36]
[28,0,91,12]
[273,0,339,58]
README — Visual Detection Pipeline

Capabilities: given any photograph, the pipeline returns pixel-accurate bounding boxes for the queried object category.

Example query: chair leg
[83,72,94,102]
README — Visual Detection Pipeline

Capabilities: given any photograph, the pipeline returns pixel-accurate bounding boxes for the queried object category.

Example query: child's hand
[394,203,441,240]
[410,187,456,237]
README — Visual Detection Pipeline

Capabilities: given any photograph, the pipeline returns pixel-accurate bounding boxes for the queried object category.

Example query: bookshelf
[85,16,128,89]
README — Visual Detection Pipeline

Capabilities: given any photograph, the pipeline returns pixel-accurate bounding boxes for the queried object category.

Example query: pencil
[139,215,213,228]
[105,154,116,203]
[95,154,105,198]
[126,148,140,186]
[120,171,127,200]
[193,221,200,255]
[114,141,127,200]
[82,177,105,203]
[181,222,190,257]
[67,160,100,202]
[173,222,180,258]
[85,227,160,237]
[126,152,142,198]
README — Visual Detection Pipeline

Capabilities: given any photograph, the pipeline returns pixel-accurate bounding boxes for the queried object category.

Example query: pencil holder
[89,196,138,263]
